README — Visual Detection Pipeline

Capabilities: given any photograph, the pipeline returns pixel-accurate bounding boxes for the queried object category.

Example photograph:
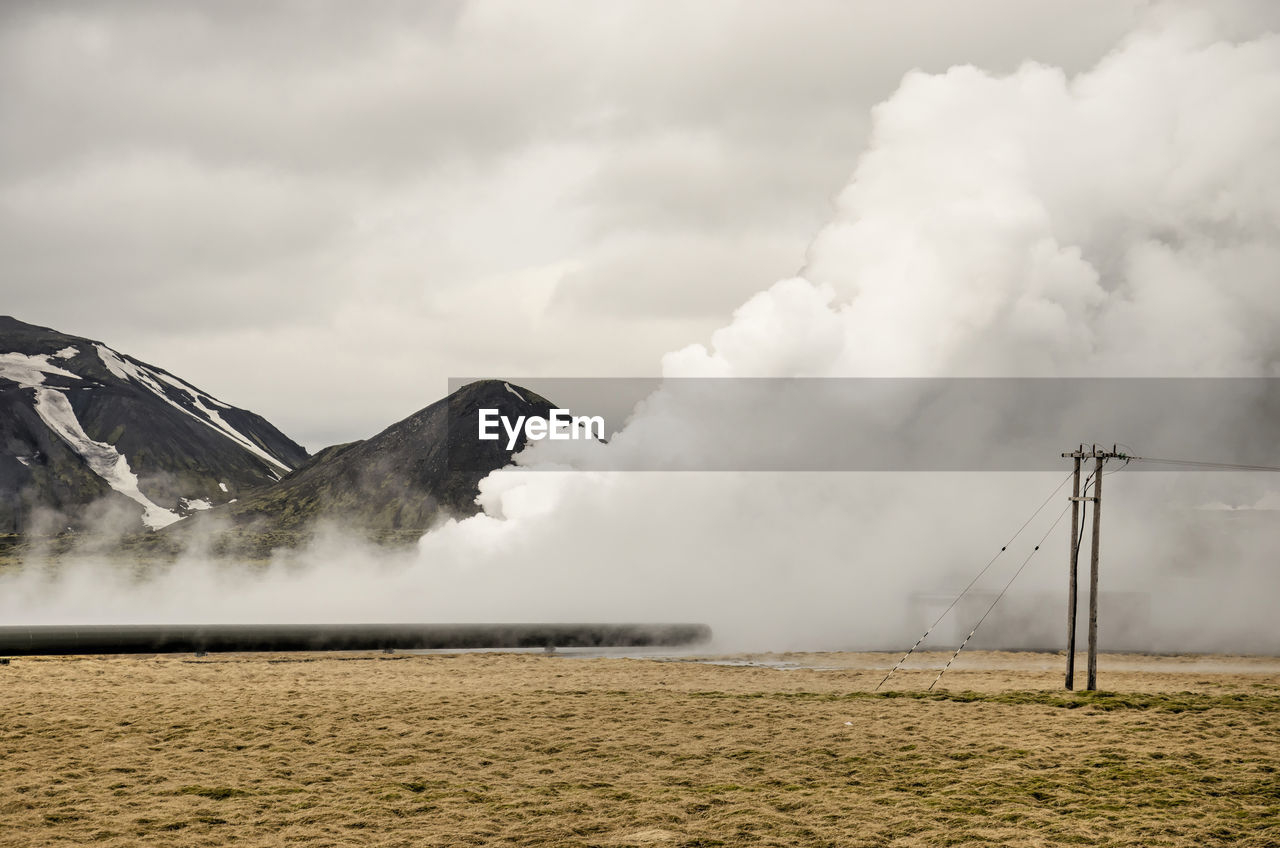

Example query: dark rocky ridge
[0,316,308,533]
[190,379,555,535]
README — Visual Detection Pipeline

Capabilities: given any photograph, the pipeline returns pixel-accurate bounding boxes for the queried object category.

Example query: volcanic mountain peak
[203,378,556,538]
[0,316,307,533]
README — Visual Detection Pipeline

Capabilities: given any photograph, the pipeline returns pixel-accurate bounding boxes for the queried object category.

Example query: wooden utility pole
[1088,451,1103,690]
[1065,448,1082,690]
[1062,445,1119,691]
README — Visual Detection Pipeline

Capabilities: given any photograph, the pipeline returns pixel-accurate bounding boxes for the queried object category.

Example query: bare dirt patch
[0,651,1276,847]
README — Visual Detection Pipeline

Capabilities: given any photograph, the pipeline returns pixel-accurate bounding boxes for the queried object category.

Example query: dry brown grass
[0,650,1276,847]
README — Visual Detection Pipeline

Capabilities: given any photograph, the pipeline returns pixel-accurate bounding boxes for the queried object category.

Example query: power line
[1123,455,1280,473]
[873,470,1074,692]
[928,501,1072,692]
[1076,480,1090,561]
[877,447,1277,696]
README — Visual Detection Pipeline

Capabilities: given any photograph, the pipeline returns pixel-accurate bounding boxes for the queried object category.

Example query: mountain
[0,315,557,548]
[191,379,555,537]
[0,316,308,533]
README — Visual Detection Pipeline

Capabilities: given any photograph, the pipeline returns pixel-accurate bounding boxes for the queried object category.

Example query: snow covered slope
[0,316,307,533]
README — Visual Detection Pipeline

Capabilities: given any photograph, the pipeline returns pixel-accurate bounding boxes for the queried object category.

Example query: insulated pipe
[0,622,712,657]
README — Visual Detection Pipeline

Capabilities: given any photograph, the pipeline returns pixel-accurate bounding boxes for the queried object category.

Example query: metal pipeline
[0,622,712,657]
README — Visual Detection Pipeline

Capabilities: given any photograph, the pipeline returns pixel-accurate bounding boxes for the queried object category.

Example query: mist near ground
[3,10,1278,655]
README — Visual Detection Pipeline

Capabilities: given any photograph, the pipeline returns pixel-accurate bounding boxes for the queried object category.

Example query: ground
[0,651,1276,847]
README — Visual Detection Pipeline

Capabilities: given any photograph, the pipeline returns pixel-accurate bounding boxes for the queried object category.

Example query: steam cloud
[5,13,1278,654]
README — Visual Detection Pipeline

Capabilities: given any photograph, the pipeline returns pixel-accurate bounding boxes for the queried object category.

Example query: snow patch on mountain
[32,388,180,529]
[503,382,527,402]
[0,352,78,388]
[152,367,224,407]
[95,343,154,387]
[54,346,78,359]
[153,369,231,408]
[94,343,290,471]
[190,394,289,471]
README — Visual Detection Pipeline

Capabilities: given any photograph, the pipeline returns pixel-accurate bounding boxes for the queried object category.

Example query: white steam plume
[4,13,1278,654]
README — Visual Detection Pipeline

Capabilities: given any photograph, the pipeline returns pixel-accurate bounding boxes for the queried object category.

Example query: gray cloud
[5,0,1269,449]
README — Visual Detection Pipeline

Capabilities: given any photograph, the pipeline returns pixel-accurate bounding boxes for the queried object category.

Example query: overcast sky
[3,0,1276,450]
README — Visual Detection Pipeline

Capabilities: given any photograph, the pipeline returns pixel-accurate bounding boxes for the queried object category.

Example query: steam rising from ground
[4,13,1278,653]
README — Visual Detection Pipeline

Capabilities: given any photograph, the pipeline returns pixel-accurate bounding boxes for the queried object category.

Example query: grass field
[0,650,1276,847]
